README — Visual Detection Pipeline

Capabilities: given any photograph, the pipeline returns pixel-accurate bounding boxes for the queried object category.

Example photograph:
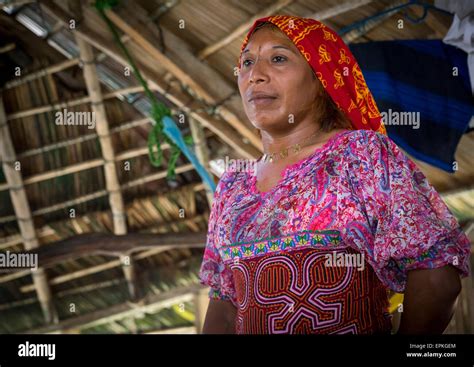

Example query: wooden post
[75,36,138,300]
[0,165,204,225]
[40,0,261,160]
[196,0,373,60]
[196,0,293,60]
[103,7,262,151]
[26,283,202,334]
[6,85,156,121]
[0,95,58,324]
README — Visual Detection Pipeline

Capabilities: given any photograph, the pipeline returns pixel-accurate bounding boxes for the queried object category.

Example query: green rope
[94,0,193,182]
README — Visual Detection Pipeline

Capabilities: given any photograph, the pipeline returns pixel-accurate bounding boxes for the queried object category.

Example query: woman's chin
[250,114,288,130]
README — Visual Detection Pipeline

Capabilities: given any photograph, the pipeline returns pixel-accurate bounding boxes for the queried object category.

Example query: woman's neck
[260,124,327,154]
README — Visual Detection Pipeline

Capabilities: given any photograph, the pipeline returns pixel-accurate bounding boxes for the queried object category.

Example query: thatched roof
[0,0,472,334]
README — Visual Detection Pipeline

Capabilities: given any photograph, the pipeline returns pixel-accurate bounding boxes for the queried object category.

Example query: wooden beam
[76,36,127,237]
[0,130,214,193]
[3,58,79,90]
[2,212,208,289]
[5,85,157,121]
[0,43,16,54]
[25,283,204,334]
[40,0,260,159]
[0,183,208,250]
[309,0,373,20]
[196,0,373,61]
[77,33,136,299]
[0,269,31,283]
[16,117,152,159]
[105,9,213,105]
[26,231,207,270]
[197,0,294,60]
[0,227,55,250]
[124,4,263,150]
[106,7,262,151]
[3,31,131,91]
[342,1,406,44]
[19,244,195,294]
[0,167,204,225]
[1,217,206,280]
[0,96,58,324]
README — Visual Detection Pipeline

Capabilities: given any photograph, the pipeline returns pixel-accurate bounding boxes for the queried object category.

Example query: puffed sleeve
[198,171,238,306]
[343,130,470,293]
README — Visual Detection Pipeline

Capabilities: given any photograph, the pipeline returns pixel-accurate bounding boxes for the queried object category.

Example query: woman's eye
[272,55,287,63]
[242,59,253,67]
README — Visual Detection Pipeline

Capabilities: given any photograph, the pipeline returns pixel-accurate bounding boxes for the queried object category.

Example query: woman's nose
[249,59,268,84]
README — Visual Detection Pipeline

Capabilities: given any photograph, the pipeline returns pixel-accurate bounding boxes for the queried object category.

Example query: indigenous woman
[199,15,470,334]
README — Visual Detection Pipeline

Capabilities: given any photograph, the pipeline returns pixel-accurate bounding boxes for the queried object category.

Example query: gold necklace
[260,130,323,163]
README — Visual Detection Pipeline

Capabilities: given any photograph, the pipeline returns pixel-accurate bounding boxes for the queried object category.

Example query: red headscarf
[239,15,386,135]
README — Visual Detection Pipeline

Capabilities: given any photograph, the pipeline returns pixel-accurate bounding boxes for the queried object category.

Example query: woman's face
[238,26,320,133]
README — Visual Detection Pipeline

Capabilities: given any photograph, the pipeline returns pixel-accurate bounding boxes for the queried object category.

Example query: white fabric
[437,0,474,95]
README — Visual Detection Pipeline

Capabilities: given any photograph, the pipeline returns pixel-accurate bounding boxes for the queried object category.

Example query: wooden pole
[196,0,373,60]
[5,85,156,121]
[3,58,79,90]
[0,95,58,324]
[3,31,131,91]
[0,130,215,192]
[0,168,205,225]
[16,117,151,159]
[40,1,261,158]
[1,213,208,288]
[308,0,373,20]
[0,183,206,252]
[25,283,204,334]
[197,0,294,60]
[105,9,213,105]
[104,8,261,151]
[76,35,138,299]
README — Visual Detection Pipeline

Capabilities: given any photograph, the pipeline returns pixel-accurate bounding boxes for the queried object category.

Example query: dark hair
[314,78,353,133]
[249,22,353,136]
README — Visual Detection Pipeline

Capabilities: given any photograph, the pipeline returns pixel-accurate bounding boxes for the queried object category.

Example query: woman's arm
[397,265,462,334]
[202,299,237,334]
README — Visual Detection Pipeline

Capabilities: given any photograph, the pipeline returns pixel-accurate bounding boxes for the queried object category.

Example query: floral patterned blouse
[199,129,470,334]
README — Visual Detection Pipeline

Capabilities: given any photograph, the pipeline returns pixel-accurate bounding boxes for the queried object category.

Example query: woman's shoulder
[213,164,247,199]
[342,128,391,148]
[334,128,422,181]
[339,128,401,162]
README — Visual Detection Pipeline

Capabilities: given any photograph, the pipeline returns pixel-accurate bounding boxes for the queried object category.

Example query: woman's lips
[248,96,277,106]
